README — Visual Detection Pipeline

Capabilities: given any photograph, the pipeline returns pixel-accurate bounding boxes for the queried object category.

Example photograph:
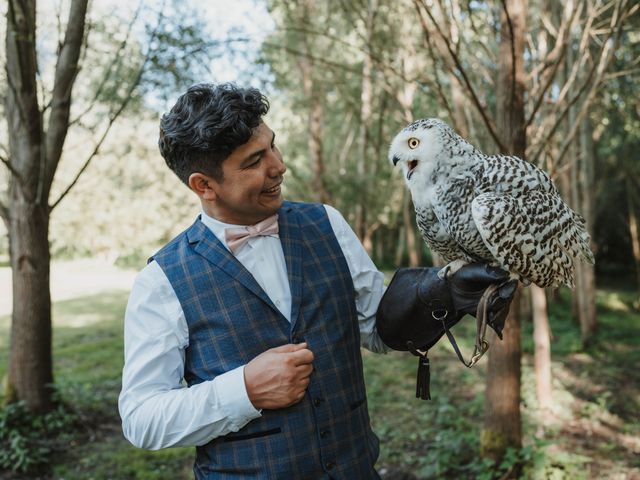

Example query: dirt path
[0,259,137,317]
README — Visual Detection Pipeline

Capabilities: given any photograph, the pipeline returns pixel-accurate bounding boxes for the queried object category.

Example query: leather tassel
[416,356,431,400]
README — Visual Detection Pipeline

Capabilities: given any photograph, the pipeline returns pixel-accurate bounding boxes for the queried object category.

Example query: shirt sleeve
[324,205,388,353]
[118,261,262,450]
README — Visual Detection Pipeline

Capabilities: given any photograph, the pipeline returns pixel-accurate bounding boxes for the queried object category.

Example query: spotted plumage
[389,118,594,288]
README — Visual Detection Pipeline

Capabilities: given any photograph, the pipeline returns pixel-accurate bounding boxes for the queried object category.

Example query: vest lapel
[186,219,280,314]
[278,203,303,329]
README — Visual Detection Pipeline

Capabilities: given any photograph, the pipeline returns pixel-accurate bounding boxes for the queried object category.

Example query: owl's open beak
[407,159,418,180]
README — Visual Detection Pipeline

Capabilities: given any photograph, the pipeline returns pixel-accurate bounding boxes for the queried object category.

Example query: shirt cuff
[215,365,262,430]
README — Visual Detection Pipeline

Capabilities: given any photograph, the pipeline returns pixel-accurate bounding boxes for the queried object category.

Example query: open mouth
[262,182,282,194]
[407,160,418,180]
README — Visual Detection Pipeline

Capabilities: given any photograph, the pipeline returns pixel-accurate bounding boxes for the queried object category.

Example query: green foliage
[49,113,199,262]
[0,0,216,263]
[363,347,546,479]
[0,287,196,478]
[0,397,78,474]
[526,447,591,480]
[590,12,640,272]
[261,0,441,264]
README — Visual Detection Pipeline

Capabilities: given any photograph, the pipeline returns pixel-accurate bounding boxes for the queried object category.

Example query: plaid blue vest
[153,201,380,479]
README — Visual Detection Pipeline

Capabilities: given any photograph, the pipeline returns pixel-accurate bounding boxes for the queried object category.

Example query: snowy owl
[389,118,594,288]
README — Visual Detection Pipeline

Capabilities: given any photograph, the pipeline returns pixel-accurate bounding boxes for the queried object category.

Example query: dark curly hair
[158,83,269,185]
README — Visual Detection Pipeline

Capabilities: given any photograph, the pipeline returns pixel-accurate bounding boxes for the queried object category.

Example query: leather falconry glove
[376,263,517,400]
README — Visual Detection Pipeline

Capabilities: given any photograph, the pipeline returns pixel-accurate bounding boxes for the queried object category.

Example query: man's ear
[188,173,218,201]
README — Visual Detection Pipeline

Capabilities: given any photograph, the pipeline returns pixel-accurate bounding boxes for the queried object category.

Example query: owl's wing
[471,189,592,288]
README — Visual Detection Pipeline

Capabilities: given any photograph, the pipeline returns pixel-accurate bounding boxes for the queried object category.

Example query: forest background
[0,0,639,478]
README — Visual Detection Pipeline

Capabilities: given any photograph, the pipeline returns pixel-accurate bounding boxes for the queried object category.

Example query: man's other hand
[244,343,314,409]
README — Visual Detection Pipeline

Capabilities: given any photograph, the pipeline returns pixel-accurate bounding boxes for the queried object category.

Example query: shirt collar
[199,210,247,250]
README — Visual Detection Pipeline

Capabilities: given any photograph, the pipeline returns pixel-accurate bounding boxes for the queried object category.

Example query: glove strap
[435,284,497,368]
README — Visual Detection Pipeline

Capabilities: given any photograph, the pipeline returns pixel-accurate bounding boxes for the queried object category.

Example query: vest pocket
[222,427,282,443]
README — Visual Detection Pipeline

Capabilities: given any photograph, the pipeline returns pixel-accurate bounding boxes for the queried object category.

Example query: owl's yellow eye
[408,138,420,149]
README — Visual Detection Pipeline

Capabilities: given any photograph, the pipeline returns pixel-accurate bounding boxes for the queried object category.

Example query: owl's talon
[438,260,468,280]
[437,266,450,280]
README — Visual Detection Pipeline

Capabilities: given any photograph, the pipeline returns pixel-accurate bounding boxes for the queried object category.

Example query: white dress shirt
[119,205,387,450]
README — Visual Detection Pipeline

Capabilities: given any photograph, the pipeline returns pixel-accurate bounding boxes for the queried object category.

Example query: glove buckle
[469,339,490,367]
[431,309,448,321]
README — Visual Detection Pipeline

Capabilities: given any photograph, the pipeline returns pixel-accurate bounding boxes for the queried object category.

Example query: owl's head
[388,118,473,185]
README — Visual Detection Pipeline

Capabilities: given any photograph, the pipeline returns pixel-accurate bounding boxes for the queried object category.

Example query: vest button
[320,429,331,438]
[313,397,324,406]
[325,461,335,470]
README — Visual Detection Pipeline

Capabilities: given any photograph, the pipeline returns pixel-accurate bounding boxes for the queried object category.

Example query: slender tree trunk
[564,10,598,343]
[561,6,582,323]
[297,0,329,205]
[482,289,522,462]
[394,225,405,266]
[626,179,640,297]
[4,0,88,412]
[519,284,531,323]
[355,0,376,245]
[306,86,329,204]
[447,1,469,138]
[578,116,597,343]
[481,0,526,465]
[8,200,52,413]
[450,76,469,138]
[402,190,420,267]
[532,285,552,413]
[374,229,383,265]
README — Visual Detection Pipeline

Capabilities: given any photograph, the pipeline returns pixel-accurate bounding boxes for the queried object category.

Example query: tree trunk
[402,190,420,267]
[4,0,52,412]
[447,0,469,139]
[481,288,523,461]
[577,116,597,344]
[532,285,552,413]
[394,225,405,267]
[8,200,53,413]
[481,0,526,464]
[4,0,89,412]
[628,179,640,297]
[297,0,329,205]
[355,0,377,244]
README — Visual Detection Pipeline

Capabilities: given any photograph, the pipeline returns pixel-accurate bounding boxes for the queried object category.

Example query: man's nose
[267,152,286,176]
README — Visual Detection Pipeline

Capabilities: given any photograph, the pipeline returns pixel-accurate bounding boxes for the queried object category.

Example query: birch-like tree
[1,0,211,412]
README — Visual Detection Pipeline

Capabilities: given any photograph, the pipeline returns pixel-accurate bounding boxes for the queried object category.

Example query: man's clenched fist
[244,343,314,409]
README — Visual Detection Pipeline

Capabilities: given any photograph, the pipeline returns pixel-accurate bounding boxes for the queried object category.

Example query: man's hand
[449,264,517,338]
[244,343,314,410]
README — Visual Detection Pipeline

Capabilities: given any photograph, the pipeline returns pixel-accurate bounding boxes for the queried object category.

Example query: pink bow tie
[224,214,279,254]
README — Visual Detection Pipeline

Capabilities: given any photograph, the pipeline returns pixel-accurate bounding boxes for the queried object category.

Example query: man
[119,82,514,479]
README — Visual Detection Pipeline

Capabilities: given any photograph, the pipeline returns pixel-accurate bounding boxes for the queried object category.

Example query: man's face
[205,122,286,225]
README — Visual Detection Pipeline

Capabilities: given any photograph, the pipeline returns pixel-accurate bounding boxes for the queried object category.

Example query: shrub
[0,398,78,474]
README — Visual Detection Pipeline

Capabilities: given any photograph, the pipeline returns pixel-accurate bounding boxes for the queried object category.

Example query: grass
[0,270,639,479]
[0,290,194,480]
